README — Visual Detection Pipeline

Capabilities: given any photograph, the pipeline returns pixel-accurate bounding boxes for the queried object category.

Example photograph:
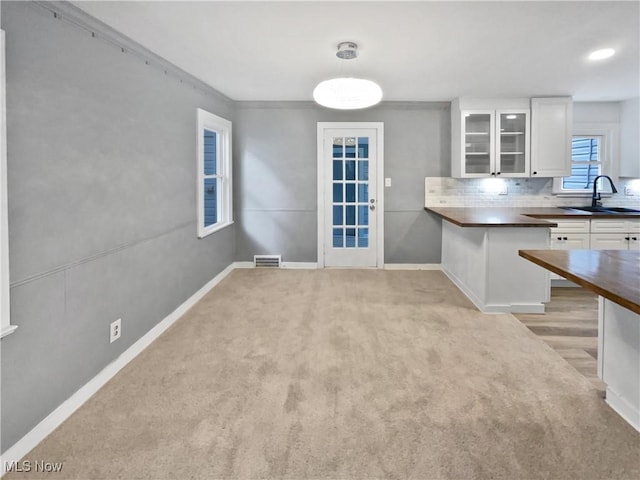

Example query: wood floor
[514,287,605,393]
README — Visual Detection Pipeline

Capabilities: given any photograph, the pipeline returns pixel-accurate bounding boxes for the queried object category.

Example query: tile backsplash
[425,177,640,208]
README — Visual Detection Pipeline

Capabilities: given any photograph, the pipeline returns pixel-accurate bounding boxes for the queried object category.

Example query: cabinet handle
[532,171,537,175]
[496,172,501,175]
[563,237,568,240]
[491,172,496,176]
[625,237,630,241]
[557,237,562,240]
[632,237,638,241]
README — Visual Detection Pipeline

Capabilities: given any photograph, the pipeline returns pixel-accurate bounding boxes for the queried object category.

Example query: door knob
[370,205,376,210]
[370,199,375,203]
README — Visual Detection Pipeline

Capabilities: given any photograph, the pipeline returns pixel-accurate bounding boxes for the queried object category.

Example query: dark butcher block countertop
[425,206,640,228]
[519,249,640,314]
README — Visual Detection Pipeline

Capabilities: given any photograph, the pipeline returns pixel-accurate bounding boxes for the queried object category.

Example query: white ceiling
[72,0,640,102]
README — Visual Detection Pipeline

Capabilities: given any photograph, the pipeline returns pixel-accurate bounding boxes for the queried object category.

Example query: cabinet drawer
[590,219,628,233]
[550,233,590,249]
[549,219,590,233]
[627,219,640,233]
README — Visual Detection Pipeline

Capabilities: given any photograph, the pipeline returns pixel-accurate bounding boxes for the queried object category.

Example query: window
[197,109,232,238]
[553,126,615,195]
[563,136,602,190]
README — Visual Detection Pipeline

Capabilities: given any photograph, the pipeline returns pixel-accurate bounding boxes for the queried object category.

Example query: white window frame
[1,29,16,338]
[553,124,618,196]
[196,109,233,238]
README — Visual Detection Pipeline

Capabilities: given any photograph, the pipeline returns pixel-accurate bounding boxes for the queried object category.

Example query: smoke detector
[336,42,359,60]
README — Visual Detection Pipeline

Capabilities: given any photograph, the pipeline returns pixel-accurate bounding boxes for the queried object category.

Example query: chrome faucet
[592,175,618,207]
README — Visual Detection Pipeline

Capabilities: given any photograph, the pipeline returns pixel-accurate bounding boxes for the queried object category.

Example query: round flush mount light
[313,42,383,110]
[588,48,615,60]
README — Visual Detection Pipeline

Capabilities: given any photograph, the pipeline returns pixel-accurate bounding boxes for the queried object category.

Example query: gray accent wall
[234,102,449,264]
[1,2,234,451]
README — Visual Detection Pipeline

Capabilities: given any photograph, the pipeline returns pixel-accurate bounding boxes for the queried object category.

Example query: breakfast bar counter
[425,207,557,227]
[518,249,640,314]
[519,249,640,431]
[425,207,555,313]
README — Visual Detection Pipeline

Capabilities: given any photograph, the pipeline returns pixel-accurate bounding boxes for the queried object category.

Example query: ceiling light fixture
[588,48,615,60]
[313,42,383,110]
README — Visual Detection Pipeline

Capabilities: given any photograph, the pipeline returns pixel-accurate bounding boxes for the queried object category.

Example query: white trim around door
[317,122,384,268]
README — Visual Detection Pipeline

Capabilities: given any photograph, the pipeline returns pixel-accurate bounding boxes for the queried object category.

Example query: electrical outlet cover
[110,318,122,343]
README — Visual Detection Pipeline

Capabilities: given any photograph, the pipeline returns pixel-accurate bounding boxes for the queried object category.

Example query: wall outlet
[499,186,508,195]
[110,318,122,343]
[384,177,392,187]
[625,187,635,196]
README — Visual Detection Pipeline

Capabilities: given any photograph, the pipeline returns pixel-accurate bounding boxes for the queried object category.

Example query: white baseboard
[233,261,254,269]
[384,263,441,270]
[606,386,640,432]
[0,263,237,475]
[442,267,543,314]
[236,261,318,269]
[281,262,318,269]
[441,266,485,312]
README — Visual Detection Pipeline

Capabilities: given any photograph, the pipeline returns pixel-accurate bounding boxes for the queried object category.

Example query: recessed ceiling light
[588,48,615,60]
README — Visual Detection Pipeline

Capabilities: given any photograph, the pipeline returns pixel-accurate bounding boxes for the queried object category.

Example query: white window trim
[0,29,16,338]
[196,109,233,238]
[552,123,619,197]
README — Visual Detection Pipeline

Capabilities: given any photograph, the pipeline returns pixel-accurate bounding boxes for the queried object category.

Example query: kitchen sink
[601,207,640,213]
[562,206,640,214]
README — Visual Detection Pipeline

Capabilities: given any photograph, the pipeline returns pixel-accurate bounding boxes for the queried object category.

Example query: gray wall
[234,102,449,264]
[1,2,235,451]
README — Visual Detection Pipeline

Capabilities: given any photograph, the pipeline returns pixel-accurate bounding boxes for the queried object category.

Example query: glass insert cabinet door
[463,112,494,175]
[497,111,529,176]
[323,129,378,268]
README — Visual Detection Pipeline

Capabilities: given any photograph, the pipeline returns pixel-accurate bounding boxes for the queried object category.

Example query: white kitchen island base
[442,221,550,313]
[598,297,640,431]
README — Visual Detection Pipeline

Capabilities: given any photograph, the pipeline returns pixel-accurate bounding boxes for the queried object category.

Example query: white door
[318,123,383,267]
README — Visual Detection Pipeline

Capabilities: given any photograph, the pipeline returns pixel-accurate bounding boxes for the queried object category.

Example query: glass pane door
[498,112,527,175]
[332,137,369,249]
[464,113,492,174]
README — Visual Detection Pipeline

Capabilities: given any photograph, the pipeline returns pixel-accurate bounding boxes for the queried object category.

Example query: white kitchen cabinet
[548,219,590,279]
[451,98,530,178]
[550,233,590,249]
[619,97,639,178]
[591,219,640,250]
[530,97,573,177]
[591,234,632,250]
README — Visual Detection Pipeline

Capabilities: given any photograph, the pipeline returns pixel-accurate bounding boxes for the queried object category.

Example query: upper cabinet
[530,97,573,178]
[451,98,530,178]
[619,97,639,178]
[451,96,573,178]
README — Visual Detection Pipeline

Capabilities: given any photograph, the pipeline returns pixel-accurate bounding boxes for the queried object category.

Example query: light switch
[384,177,392,187]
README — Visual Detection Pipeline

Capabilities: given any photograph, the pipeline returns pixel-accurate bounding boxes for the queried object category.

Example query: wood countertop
[425,207,557,227]
[425,206,640,227]
[519,249,640,314]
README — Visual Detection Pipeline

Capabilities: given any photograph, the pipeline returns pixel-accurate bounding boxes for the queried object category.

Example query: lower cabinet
[547,218,640,279]
[591,234,639,250]
[549,233,590,249]
[549,220,590,280]
[591,219,640,251]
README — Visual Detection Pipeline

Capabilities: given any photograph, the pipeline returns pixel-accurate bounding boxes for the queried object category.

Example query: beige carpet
[8,269,639,479]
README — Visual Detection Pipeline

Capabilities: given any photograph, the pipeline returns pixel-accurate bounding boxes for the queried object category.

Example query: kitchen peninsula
[426,207,557,313]
[519,249,640,431]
